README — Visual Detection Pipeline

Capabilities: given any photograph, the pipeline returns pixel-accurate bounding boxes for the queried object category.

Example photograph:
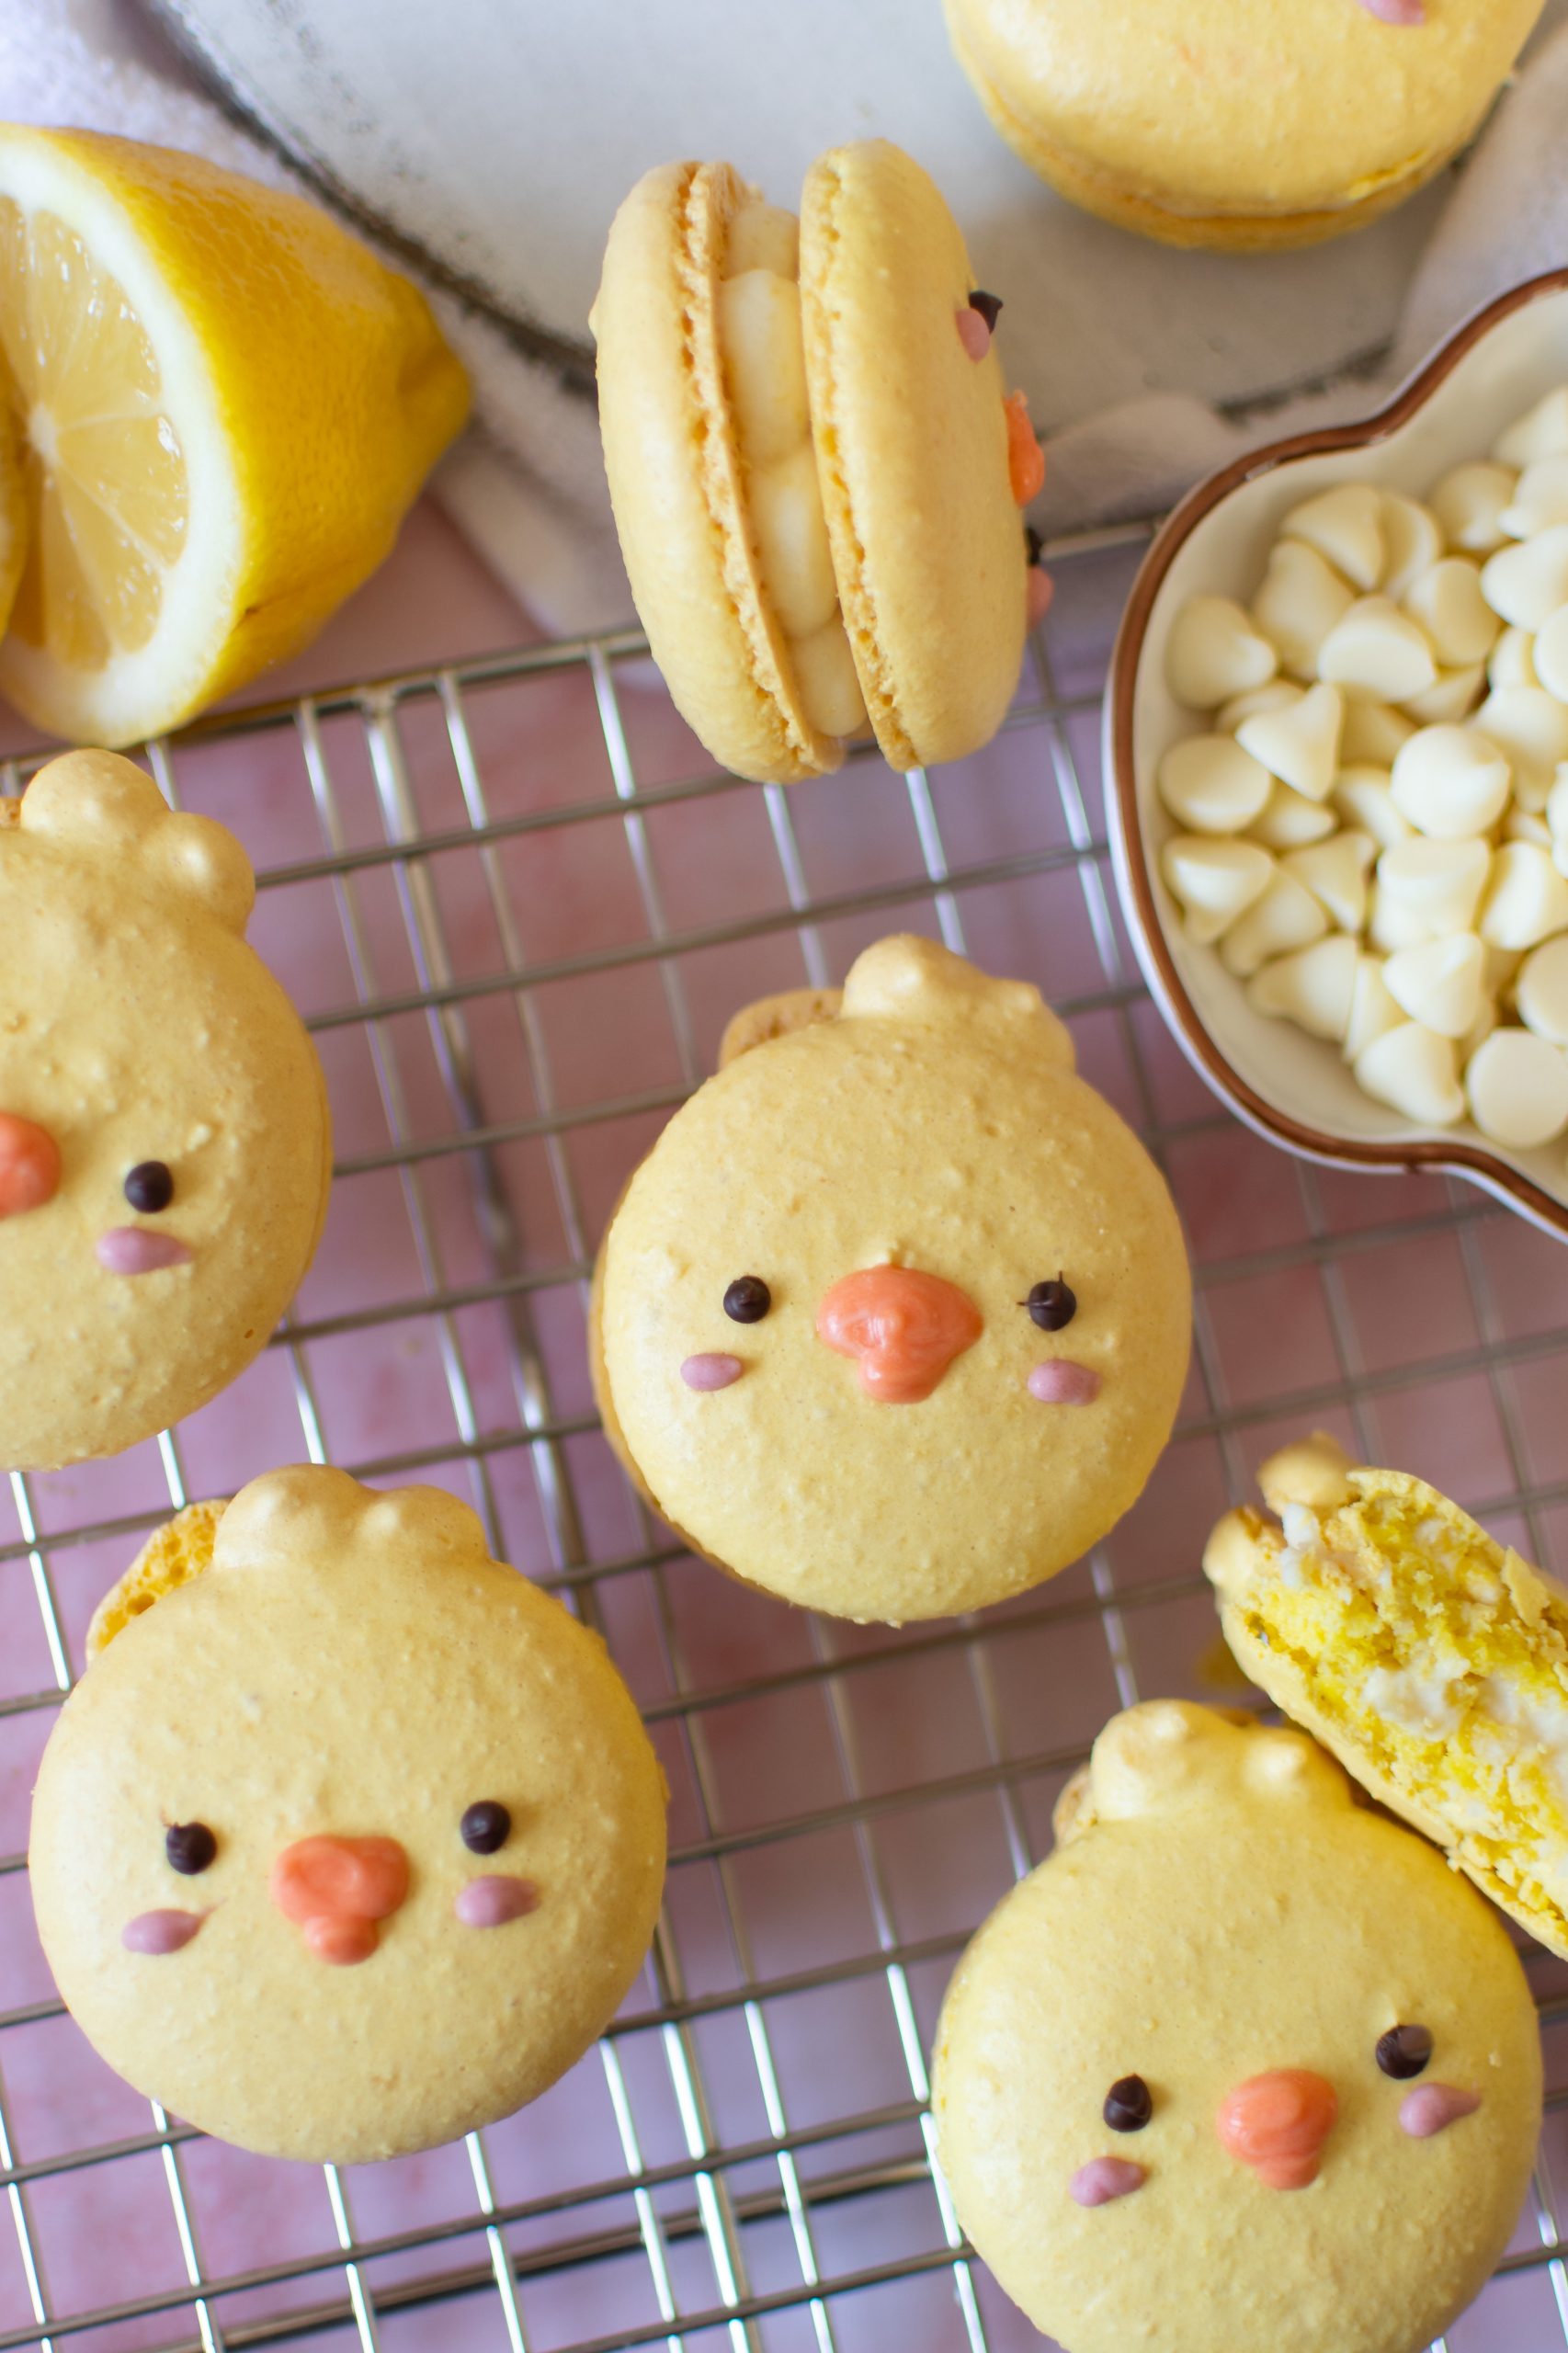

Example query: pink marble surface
[3,506,1568,2353]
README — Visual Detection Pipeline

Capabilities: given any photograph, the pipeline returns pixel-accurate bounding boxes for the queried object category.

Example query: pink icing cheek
[1070,2156,1146,2209]
[122,1908,207,1955]
[955,306,992,362]
[1400,2084,1481,2138]
[1027,568,1054,629]
[1358,0,1425,21]
[456,1875,540,1928]
[680,1353,743,1392]
[1028,1360,1102,1405]
[96,1228,193,1276]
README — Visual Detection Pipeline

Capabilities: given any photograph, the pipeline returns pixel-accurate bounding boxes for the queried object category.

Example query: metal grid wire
[4,521,1568,2353]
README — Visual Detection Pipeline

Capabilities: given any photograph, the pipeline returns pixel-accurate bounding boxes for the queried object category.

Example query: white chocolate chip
[1383,932,1485,1039]
[1401,665,1485,726]
[1316,597,1437,702]
[1281,830,1375,932]
[1157,734,1274,834]
[791,618,865,737]
[1481,527,1568,630]
[1248,782,1339,849]
[1219,870,1330,977]
[1501,455,1568,540]
[1506,809,1553,849]
[1161,835,1276,945]
[1283,484,1383,592]
[1252,540,1356,679]
[1389,725,1511,839]
[1517,933,1568,1044]
[750,444,839,638]
[1234,681,1342,800]
[1465,1027,1568,1148]
[1368,882,1433,954]
[1403,559,1500,666]
[1547,765,1568,843]
[1247,933,1358,1039]
[1380,493,1444,601]
[1165,595,1278,710]
[1460,995,1499,1061]
[1485,942,1524,999]
[1355,1022,1465,1125]
[1340,699,1415,765]
[1344,953,1404,1063]
[1475,686,1568,809]
[1489,626,1539,692]
[1334,767,1412,850]
[717,269,811,466]
[723,200,801,278]
[1432,461,1517,556]
[1477,840,1568,949]
[1377,836,1492,938]
[1494,390,1568,471]
[1217,679,1301,732]
[1531,608,1568,703]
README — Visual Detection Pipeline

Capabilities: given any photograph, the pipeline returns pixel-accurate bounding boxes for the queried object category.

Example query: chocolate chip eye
[461,1801,511,1855]
[1025,523,1043,568]
[1023,1277,1077,1331]
[968,289,1003,332]
[723,1276,771,1324]
[165,1822,216,1875]
[1103,2075,1153,2131]
[1376,2024,1434,2080]
[124,1161,174,1214]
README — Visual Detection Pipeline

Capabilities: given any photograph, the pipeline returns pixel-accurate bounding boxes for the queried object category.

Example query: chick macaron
[592,139,1047,785]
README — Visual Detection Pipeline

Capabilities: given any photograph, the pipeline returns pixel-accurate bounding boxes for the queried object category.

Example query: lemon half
[0,128,470,745]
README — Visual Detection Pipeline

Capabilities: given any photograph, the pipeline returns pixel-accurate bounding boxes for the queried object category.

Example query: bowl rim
[1105,265,1568,1243]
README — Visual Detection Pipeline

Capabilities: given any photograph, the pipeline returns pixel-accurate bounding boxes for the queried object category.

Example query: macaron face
[28,1470,668,2165]
[934,1703,1542,2353]
[0,752,330,1470]
[942,0,1545,249]
[596,938,1190,1621]
[593,141,1034,785]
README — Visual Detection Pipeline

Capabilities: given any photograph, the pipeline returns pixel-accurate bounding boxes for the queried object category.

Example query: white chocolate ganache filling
[717,198,867,741]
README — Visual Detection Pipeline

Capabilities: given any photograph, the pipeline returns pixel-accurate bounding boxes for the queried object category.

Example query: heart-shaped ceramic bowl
[1106,269,1568,1242]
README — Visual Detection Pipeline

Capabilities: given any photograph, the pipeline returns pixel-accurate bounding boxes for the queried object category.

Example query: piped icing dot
[1400,2082,1481,2138]
[1024,1277,1077,1331]
[956,307,991,364]
[460,1800,511,1855]
[1070,2155,1146,2208]
[1375,2023,1433,2080]
[968,290,1004,333]
[96,1227,193,1275]
[123,1160,174,1213]
[122,1908,206,1955]
[722,1275,772,1324]
[681,1352,744,1392]
[455,1874,541,1928]
[1103,2075,1153,2131]
[1005,390,1046,507]
[1028,1360,1101,1405]
[165,1821,216,1875]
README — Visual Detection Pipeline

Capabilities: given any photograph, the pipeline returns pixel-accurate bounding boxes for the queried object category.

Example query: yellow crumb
[86,1498,227,1660]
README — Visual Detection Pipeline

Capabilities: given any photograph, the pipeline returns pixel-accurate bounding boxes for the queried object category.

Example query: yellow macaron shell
[933,1702,1541,2353]
[0,752,331,1471]
[800,141,1027,770]
[943,0,1545,250]
[595,937,1190,1622]
[29,1469,668,2165]
[1207,1432,1568,1958]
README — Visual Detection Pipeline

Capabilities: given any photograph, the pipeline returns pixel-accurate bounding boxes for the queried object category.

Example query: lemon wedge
[0,127,470,745]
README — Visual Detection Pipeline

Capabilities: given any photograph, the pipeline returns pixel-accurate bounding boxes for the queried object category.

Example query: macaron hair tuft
[13,748,256,933]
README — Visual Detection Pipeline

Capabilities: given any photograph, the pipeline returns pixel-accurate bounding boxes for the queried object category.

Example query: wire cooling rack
[6,523,1568,2353]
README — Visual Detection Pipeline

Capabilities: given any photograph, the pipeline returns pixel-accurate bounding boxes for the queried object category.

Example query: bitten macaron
[592,138,1047,785]
[591,936,1190,1623]
[942,0,1545,251]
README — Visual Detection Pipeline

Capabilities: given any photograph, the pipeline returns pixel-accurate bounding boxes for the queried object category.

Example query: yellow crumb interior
[86,1497,226,1660]
[1237,1490,1568,1945]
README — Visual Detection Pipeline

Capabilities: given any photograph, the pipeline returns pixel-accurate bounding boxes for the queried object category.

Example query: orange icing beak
[815,1267,983,1403]
[1005,390,1046,506]
[1216,2069,1338,2189]
[0,1113,60,1218]
[270,1834,410,1965]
